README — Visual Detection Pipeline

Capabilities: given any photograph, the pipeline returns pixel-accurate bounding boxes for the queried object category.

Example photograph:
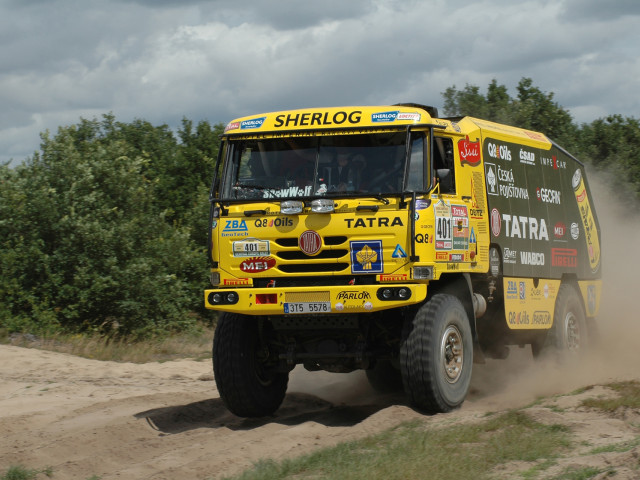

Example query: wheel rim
[564,311,581,351]
[441,325,464,383]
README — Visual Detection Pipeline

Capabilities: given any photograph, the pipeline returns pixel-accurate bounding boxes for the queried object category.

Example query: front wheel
[213,313,288,417]
[400,294,473,413]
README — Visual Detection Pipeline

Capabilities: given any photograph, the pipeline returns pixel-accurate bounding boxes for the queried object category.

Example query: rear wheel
[213,313,288,417]
[400,294,473,413]
[532,283,587,359]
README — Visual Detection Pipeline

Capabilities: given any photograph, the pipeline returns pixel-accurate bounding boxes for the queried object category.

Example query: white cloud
[1,0,640,165]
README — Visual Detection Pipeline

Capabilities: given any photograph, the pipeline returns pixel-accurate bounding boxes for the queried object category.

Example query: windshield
[220,131,428,200]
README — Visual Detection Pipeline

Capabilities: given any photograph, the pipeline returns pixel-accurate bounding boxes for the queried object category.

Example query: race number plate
[232,238,270,257]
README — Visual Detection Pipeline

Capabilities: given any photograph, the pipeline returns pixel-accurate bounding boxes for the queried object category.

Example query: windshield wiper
[371,194,390,205]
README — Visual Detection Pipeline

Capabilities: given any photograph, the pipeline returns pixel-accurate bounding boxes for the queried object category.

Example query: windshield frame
[213,126,435,204]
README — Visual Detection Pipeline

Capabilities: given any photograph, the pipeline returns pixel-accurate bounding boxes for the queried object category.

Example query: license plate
[284,302,331,314]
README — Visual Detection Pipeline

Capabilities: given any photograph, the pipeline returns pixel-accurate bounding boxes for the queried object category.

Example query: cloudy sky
[2,0,640,165]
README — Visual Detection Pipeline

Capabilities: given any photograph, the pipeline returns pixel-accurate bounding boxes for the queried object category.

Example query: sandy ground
[2,179,639,479]
[0,339,639,480]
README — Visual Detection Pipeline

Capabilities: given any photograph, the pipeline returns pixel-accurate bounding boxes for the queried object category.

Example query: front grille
[273,235,350,274]
[275,236,347,247]
[253,276,376,287]
[279,263,350,273]
[276,249,348,260]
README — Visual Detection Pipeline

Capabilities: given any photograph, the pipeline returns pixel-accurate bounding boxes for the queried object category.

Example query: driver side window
[433,137,455,193]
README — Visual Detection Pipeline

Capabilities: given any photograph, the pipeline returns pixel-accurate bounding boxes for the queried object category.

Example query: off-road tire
[400,294,473,413]
[532,283,587,360]
[213,313,288,417]
[365,359,403,393]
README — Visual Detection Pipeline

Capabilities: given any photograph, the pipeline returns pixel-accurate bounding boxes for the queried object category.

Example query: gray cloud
[1,0,639,165]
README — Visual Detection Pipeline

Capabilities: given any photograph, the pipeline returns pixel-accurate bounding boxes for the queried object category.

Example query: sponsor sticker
[239,256,276,273]
[587,285,597,315]
[415,199,431,210]
[485,163,497,195]
[223,278,250,286]
[232,238,270,257]
[551,248,577,268]
[520,251,545,266]
[519,149,536,165]
[224,122,240,132]
[459,136,481,167]
[371,111,421,122]
[222,219,249,237]
[380,273,408,281]
[491,208,501,237]
[240,117,266,129]
[554,222,566,239]
[392,244,407,258]
[350,240,383,274]
[487,141,512,161]
[503,247,517,264]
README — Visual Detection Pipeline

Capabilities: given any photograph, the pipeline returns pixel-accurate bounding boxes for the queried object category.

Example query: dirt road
[1,338,639,480]
[2,179,639,479]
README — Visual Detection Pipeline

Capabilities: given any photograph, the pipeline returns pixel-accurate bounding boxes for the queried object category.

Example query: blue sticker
[392,244,407,258]
[371,111,399,123]
[587,285,596,315]
[350,240,383,274]
[415,199,430,210]
[241,117,266,129]
[222,219,248,237]
[469,227,476,244]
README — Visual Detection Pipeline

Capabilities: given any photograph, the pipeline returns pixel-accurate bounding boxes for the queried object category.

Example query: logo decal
[299,230,322,256]
[459,136,481,167]
[240,117,266,129]
[350,240,383,274]
[551,248,577,268]
[239,257,276,273]
[392,244,407,258]
[491,208,501,237]
[222,219,248,237]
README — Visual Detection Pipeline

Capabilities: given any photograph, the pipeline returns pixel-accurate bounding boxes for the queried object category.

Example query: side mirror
[436,169,453,193]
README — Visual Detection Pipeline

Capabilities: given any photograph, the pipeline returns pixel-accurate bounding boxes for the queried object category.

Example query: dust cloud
[289,174,640,412]
[469,173,640,411]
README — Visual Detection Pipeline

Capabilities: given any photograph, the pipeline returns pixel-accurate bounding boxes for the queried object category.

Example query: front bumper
[204,283,428,315]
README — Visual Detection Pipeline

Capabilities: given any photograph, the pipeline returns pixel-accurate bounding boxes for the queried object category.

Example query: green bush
[0,117,223,338]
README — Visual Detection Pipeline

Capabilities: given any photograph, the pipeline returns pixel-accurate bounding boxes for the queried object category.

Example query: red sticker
[458,136,481,167]
[239,256,276,272]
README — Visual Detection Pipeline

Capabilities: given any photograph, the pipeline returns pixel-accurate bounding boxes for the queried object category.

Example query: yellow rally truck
[205,104,602,417]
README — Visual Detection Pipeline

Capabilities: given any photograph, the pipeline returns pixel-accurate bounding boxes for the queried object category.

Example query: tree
[0,118,213,337]
[442,78,577,147]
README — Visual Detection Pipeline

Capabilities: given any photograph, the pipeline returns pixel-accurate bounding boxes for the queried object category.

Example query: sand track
[1,340,638,480]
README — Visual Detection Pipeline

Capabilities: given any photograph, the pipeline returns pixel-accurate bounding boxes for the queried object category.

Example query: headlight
[281,200,303,214]
[413,266,434,280]
[311,198,334,213]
